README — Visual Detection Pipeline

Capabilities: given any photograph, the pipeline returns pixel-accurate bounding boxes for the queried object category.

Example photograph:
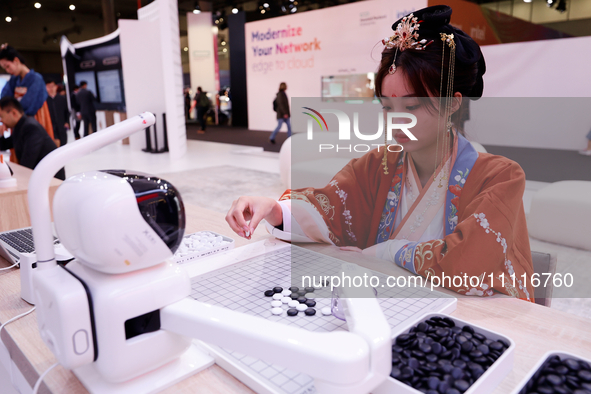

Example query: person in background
[579,130,591,156]
[70,84,82,140]
[45,79,69,147]
[0,96,64,179]
[0,44,55,156]
[269,82,291,144]
[184,88,192,121]
[190,87,211,134]
[77,80,97,137]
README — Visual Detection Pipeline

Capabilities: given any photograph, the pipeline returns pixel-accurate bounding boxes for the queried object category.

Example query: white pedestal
[73,342,214,394]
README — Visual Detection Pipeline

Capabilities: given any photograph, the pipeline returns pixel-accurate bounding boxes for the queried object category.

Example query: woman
[0,44,55,143]
[269,82,291,144]
[226,6,534,301]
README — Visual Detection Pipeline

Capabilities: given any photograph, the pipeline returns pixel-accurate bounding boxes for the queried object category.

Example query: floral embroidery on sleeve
[376,158,404,243]
[447,168,469,232]
[329,180,357,242]
[473,213,530,301]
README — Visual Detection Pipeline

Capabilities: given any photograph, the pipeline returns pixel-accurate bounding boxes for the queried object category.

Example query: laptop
[0,226,73,267]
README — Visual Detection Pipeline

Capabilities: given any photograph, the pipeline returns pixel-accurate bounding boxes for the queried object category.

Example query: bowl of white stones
[172,231,234,265]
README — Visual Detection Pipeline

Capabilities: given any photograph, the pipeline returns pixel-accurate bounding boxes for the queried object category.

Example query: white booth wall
[245,0,590,151]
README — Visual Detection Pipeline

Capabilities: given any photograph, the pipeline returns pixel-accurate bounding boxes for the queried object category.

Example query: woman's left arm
[19,73,48,116]
[377,161,535,301]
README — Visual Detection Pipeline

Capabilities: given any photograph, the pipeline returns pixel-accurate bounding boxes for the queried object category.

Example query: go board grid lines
[190,246,456,394]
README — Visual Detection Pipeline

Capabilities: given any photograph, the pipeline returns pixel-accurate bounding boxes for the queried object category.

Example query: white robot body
[66,259,191,382]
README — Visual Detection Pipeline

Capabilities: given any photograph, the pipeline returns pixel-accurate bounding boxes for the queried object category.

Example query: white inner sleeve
[264,200,333,244]
[375,239,413,262]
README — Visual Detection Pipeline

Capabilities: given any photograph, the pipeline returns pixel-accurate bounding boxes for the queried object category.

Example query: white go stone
[305,293,315,300]
[281,289,292,296]
[271,307,283,315]
[272,293,283,300]
[321,307,332,316]
[271,300,282,307]
[288,300,299,308]
[281,297,291,304]
[296,304,308,312]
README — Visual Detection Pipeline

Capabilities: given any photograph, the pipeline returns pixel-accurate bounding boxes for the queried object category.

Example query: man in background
[0,96,65,179]
[70,84,82,140]
[190,87,210,134]
[77,80,97,137]
[45,79,69,147]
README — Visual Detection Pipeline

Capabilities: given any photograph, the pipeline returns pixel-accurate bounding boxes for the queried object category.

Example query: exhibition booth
[1,0,591,393]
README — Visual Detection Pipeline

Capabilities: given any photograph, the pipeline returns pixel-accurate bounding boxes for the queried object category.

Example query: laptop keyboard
[0,228,58,253]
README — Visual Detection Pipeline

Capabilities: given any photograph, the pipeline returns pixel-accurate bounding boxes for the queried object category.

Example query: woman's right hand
[226,196,283,239]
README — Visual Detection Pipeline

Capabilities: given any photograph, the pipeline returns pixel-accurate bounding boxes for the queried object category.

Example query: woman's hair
[375,6,485,132]
[0,45,26,64]
[279,82,287,91]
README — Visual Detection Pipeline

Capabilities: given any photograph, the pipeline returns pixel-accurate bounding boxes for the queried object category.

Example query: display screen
[74,71,97,96]
[97,69,122,103]
[321,73,375,101]
[0,75,9,94]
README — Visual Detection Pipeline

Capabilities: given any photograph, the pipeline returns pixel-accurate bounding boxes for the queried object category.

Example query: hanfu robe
[268,134,534,301]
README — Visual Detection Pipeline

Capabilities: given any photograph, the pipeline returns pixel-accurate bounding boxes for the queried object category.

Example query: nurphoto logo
[302,107,418,153]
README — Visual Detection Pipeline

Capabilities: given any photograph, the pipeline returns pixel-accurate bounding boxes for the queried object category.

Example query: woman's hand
[226,196,283,239]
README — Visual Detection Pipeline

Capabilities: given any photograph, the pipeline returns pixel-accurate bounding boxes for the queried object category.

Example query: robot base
[73,342,214,394]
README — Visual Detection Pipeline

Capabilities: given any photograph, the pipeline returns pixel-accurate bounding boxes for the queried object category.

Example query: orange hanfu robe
[276,134,534,301]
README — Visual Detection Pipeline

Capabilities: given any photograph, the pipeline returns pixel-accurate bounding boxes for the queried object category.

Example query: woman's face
[0,59,19,76]
[380,70,457,154]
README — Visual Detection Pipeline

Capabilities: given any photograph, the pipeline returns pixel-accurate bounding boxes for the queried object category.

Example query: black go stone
[290,293,299,300]
[273,287,283,293]
[390,316,509,394]
[298,290,307,296]
[519,355,591,394]
[305,300,316,307]
[287,308,298,316]
[264,290,274,297]
[304,286,314,293]
[289,286,299,292]
[304,308,316,316]
[297,296,307,304]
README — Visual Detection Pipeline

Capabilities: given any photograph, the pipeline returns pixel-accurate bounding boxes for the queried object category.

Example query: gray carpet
[484,145,591,182]
[157,165,285,213]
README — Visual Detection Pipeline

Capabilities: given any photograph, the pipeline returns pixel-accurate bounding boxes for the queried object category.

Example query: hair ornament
[382,15,434,75]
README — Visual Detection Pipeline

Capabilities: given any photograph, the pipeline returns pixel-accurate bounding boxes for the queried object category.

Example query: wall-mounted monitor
[74,71,97,97]
[97,69,122,103]
[321,73,375,102]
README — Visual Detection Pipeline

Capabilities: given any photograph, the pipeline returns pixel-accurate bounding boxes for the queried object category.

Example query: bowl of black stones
[511,351,591,394]
[373,313,515,394]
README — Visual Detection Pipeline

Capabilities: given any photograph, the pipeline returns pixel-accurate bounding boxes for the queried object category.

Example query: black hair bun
[391,5,486,99]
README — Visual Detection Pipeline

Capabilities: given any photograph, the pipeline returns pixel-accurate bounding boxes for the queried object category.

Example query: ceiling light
[222,48,227,52]
[221,40,226,45]
[261,9,265,14]
[34,2,42,8]
[215,19,219,24]
[193,9,201,14]
[523,0,531,2]
[5,16,12,22]
[69,4,76,11]
[263,3,269,8]
[183,47,188,51]
[232,8,238,14]
[291,6,297,13]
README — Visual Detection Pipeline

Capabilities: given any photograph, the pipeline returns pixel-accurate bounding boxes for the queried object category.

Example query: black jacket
[76,87,96,117]
[46,94,70,136]
[12,116,65,180]
[275,90,290,119]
